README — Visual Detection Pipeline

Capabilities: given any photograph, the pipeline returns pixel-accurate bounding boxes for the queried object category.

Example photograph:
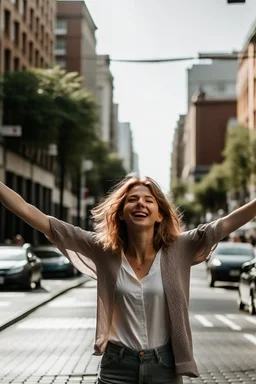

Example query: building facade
[187,55,238,107]
[55,0,97,94]
[182,91,237,183]
[0,0,58,244]
[237,21,256,130]
[0,0,55,74]
[118,122,133,173]
[96,55,114,146]
[170,115,185,186]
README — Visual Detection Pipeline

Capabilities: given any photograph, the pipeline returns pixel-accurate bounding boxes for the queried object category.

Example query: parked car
[206,242,255,287]
[0,244,42,289]
[32,246,78,277]
[238,258,256,315]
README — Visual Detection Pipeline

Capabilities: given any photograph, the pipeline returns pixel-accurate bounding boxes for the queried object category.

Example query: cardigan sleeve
[185,218,223,265]
[45,216,102,279]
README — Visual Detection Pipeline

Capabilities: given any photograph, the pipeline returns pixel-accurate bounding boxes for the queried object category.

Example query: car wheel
[237,290,245,311]
[207,270,215,287]
[249,292,256,315]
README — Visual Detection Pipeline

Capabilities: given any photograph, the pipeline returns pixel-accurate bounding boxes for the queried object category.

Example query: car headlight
[7,266,24,275]
[211,258,222,267]
[59,257,70,265]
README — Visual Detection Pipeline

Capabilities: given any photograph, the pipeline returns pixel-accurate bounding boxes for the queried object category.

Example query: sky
[86,0,256,193]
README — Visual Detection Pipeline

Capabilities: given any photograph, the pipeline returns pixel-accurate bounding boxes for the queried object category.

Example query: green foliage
[194,163,228,212]
[171,179,187,200]
[223,125,251,200]
[86,140,127,199]
[1,71,58,146]
[176,197,202,227]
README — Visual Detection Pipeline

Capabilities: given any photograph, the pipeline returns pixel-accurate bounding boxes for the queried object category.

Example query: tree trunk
[59,154,66,220]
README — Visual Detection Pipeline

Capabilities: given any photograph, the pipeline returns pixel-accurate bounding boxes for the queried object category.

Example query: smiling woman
[1,172,256,382]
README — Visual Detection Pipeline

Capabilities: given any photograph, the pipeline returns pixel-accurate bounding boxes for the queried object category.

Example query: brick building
[55,0,97,94]
[0,0,55,74]
[182,91,237,183]
[237,20,256,130]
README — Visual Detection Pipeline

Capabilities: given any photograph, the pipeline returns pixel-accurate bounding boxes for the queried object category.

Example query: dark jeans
[97,341,183,384]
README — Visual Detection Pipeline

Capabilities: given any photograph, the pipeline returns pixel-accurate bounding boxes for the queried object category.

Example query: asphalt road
[0,264,256,383]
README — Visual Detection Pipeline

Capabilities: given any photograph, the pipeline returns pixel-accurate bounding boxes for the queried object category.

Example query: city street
[0,264,256,384]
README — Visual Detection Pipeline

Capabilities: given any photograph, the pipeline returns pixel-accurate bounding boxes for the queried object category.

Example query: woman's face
[120,184,163,230]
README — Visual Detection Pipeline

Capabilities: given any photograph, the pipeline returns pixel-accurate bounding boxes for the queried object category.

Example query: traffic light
[227,0,245,3]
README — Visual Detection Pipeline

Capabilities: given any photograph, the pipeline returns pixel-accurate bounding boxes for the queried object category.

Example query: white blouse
[108,249,171,350]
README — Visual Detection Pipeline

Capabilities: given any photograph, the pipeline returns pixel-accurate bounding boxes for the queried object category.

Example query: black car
[238,258,256,315]
[206,242,255,287]
[32,246,78,277]
[0,244,42,289]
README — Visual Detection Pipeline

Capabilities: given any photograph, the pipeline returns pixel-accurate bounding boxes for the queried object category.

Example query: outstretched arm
[0,181,52,238]
[221,199,256,239]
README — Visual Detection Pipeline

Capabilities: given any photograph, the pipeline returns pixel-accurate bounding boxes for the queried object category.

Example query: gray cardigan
[48,216,223,377]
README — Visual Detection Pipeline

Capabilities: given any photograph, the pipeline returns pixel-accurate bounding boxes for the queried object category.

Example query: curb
[0,275,90,332]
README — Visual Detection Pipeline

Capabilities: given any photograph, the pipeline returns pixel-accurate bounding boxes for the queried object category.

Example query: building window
[35,50,39,67]
[29,8,34,31]
[55,39,66,55]
[4,9,11,38]
[56,59,66,69]
[22,32,27,53]
[29,41,33,64]
[56,18,67,34]
[14,21,20,47]
[4,49,11,72]
[23,0,27,21]
[14,57,20,71]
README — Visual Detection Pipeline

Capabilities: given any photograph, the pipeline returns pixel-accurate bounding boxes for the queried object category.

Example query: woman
[0,173,255,383]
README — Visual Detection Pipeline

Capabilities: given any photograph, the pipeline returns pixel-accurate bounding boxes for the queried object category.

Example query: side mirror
[241,262,253,273]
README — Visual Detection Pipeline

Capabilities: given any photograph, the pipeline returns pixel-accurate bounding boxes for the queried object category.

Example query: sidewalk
[0,275,91,331]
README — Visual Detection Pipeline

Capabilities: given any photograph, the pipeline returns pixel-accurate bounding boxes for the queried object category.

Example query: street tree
[194,163,229,215]
[1,71,58,147]
[223,125,251,205]
[30,67,98,220]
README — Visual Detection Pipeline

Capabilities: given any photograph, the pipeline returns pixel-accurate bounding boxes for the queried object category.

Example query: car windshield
[34,250,62,259]
[0,247,26,261]
[216,245,254,257]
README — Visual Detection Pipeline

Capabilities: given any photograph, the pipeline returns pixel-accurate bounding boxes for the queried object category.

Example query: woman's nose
[137,198,145,207]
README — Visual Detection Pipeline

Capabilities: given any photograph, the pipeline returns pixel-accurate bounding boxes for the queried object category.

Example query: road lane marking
[16,317,96,329]
[47,300,96,308]
[245,316,256,324]
[215,314,241,330]
[244,333,256,345]
[194,315,213,327]
[0,293,26,297]
[0,301,10,307]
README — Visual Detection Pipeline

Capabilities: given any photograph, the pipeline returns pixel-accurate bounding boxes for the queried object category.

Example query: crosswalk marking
[244,333,256,345]
[214,315,241,330]
[245,316,256,324]
[194,315,213,327]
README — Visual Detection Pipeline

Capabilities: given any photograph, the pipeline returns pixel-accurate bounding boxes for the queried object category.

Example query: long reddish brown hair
[91,173,182,253]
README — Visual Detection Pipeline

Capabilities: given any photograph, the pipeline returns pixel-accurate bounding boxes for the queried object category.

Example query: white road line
[245,316,256,325]
[0,302,10,307]
[244,333,256,345]
[215,314,241,330]
[47,301,96,308]
[0,292,26,297]
[16,317,96,329]
[194,315,213,327]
